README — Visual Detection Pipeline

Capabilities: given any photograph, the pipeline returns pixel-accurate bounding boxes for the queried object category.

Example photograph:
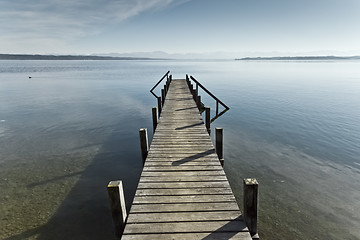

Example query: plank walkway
[122,79,252,239]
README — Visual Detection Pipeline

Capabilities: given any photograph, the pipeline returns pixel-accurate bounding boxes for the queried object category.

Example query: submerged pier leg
[152,107,157,133]
[157,97,162,117]
[139,128,149,165]
[205,107,211,134]
[215,127,224,166]
[107,180,127,238]
[243,178,259,239]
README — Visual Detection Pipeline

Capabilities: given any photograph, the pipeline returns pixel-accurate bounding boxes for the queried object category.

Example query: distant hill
[236,56,360,61]
[0,54,166,60]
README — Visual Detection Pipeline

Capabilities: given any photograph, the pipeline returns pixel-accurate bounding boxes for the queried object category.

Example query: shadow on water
[26,171,85,188]
[5,123,144,240]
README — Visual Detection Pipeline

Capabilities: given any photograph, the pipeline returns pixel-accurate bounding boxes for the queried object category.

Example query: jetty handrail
[189,75,229,122]
[150,70,170,98]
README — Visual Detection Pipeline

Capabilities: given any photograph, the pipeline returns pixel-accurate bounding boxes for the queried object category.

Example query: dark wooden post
[139,128,148,165]
[161,89,165,105]
[196,96,201,110]
[205,107,210,134]
[216,101,219,116]
[196,83,199,96]
[215,127,224,166]
[164,84,167,95]
[243,178,259,239]
[190,84,194,95]
[152,107,157,133]
[107,180,127,238]
[157,97,162,117]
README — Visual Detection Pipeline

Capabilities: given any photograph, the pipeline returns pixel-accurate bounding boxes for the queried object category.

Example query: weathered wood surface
[122,79,252,239]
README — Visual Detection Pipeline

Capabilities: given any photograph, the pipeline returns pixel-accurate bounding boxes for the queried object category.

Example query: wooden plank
[141,171,225,177]
[140,175,227,182]
[135,188,232,196]
[123,221,248,234]
[130,202,240,212]
[122,232,252,240]
[132,194,236,204]
[127,211,244,223]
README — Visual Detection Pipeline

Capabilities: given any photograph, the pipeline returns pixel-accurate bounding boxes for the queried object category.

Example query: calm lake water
[0,60,359,240]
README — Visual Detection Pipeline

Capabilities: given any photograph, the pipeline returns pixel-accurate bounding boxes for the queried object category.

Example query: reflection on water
[0,60,359,239]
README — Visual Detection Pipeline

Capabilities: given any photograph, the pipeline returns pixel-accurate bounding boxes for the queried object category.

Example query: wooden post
[190,84,194,95]
[164,84,167,95]
[139,128,148,165]
[157,97,162,117]
[193,87,197,100]
[152,107,157,133]
[196,96,201,110]
[216,100,219,116]
[196,83,199,96]
[107,180,127,238]
[215,127,224,166]
[243,178,259,239]
[161,89,165,106]
[205,107,210,134]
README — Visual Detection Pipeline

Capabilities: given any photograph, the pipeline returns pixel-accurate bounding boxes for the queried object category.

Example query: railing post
[164,84,167,96]
[216,100,219,116]
[205,107,210,134]
[196,95,201,110]
[196,83,199,96]
[152,107,157,133]
[107,180,127,238]
[215,127,224,166]
[157,97,162,117]
[190,84,194,95]
[161,89,165,106]
[193,87,197,101]
[139,128,148,165]
[243,178,259,239]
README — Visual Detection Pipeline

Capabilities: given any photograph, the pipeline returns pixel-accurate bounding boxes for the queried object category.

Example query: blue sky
[1,0,359,57]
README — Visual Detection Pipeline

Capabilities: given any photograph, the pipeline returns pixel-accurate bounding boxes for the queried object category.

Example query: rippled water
[0,60,359,239]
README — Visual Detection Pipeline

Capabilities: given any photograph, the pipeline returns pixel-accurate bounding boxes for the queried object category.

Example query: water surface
[0,60,359,239]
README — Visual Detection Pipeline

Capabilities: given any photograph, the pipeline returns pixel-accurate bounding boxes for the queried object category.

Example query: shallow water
[0,60,359,239]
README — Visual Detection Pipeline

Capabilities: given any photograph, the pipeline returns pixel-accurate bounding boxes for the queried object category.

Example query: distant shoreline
[0,54,167,60]
[236,56,360,61]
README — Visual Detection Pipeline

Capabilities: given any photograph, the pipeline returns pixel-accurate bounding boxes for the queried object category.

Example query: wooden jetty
[108,72,258,240]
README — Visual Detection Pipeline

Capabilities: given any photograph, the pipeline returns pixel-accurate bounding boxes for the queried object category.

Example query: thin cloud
[0,0,189,52]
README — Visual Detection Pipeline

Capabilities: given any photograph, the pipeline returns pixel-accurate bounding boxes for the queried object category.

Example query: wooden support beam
[107,180,127,238]
[243,178,259,239]
[215,127,224,166]
[139,128,149,165]
[157,97,162,117]
[152,107,157,133]
[205,107,211,134]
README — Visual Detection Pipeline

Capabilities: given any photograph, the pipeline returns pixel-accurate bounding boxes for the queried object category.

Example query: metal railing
[150,71,171,98]
[187,75,230,122]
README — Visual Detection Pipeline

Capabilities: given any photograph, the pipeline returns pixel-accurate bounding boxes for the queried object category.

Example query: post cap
[244,178,258,185]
